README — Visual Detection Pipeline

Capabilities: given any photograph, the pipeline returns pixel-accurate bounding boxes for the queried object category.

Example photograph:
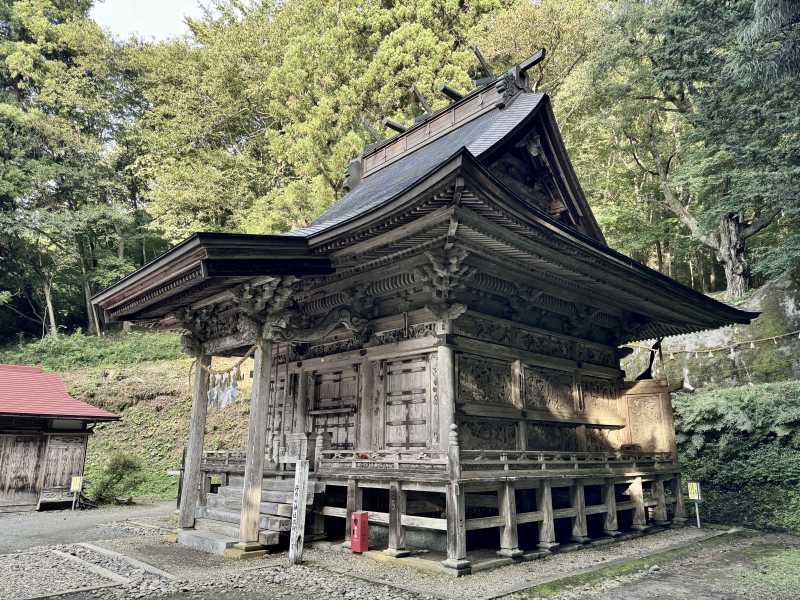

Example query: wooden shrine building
[93,53,756,573]
[0,365,118,512]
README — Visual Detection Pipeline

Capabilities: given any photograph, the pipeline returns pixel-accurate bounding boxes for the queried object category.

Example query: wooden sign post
[70,476,83,511]
[288,459,310,564]
[687,481,702,528]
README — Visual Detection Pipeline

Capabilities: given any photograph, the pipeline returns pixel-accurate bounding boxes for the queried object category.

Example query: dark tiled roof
[290,93,545,237]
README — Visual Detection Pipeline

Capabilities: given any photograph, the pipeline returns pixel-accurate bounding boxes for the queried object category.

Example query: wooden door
[0,434,44,510]
[42,435,87,490]
[384,355,430,449]
[309,367,358,449]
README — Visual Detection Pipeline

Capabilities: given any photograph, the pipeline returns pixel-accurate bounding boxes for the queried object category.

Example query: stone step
[207,493,294,518]
[178,529,236,556]
[204,507,292,532]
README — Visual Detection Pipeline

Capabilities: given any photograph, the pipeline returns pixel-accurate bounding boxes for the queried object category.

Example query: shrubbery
[90,452,145,503]
[0,331,182,370]
[674,381,800,532]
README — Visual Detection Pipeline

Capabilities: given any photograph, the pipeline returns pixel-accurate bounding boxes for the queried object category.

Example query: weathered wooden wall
[0,432,88,512]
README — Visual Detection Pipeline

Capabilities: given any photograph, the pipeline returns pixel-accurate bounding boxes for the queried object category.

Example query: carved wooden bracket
[415,247,476,304]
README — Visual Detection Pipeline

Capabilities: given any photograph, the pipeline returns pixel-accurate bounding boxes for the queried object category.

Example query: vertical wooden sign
[288,459,310,564]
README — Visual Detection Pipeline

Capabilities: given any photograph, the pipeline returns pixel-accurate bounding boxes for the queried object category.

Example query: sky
[91,0,205,41]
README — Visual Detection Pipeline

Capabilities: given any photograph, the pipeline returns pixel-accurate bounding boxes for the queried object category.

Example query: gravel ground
[0,549,119,600]
[1,507,780,600]
[302,527,715,599]
[0,500,174,552]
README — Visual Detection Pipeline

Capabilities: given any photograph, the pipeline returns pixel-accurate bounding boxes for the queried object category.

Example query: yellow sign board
[70,476,83,493]
[687,481,702,501]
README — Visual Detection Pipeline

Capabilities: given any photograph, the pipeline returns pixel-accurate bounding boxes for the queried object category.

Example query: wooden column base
[440,558,472,576]
[496,548,524,559]
[537,541,559,552]
[224,542,267,560]
[570,535,591,545]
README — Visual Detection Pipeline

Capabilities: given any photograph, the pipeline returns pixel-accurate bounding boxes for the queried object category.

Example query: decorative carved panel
[523,366,574,411]
[626,393,668,452]
[580,377,619,414]
[457,354,513,406]
[526,423,578,451]
[584,426,625,452]
[455,314,616,368]
[460,418,517,450]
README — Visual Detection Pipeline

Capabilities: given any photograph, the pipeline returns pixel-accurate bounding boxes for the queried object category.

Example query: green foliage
[89,451,145,503]
[674,381,800,531]
[0,330,182,370]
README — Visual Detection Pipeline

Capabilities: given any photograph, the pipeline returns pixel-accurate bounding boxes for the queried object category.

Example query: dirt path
[506,530,800,600]
[0,500,174,552]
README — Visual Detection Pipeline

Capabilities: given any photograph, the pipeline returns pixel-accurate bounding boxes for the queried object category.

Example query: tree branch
[743,206,782,239]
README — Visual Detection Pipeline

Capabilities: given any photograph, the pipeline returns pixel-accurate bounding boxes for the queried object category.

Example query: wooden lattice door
[383,355,430,449]
[309,367,358,449]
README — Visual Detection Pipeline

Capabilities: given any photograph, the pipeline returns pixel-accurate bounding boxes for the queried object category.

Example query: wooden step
[226,476,324,494]
[203,507,292,532]
[208,493,294,518]
[218,486,314,505]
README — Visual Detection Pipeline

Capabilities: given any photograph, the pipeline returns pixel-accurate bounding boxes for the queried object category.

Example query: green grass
[0,330,182,370]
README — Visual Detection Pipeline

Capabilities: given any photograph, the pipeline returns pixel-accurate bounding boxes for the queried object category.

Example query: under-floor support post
[602,479,621,537]
[344,478,361,544]
[537,480,559,551]
[651,479,670,526]
[629,477,650,531]
[498,482,523,558]
[670,474,688,526]
[232,337,273,558]
[179,353,211,529]
[570,481,590,544]
[441,481,470,575]
[385,480,410,557]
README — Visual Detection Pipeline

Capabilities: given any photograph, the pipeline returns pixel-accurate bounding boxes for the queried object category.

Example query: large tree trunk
[716,213,749,299]
[43,279,58,338]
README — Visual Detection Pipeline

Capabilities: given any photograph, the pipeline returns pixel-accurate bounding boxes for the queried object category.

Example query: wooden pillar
[671,475,687,525]
[570,480,590,544]
[629,477,649,531]
[179,353,210,529]
[603,479,621,537]
[437,344,456,451]
[537,480,558,551]
[344,478,361,543]
[295,370,308,435]
[358,361,374,450]
[651,479,670,526]
[385,480,409,557]
[497,482,523,558]
[198,473,211,507]
[442,424,469,575]
[234,337,273,554]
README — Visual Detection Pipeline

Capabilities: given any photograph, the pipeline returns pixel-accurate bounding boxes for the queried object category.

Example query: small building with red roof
[0,364,118,512]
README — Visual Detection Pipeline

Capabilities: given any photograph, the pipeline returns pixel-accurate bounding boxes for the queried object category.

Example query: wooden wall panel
[42,435,87,490]
[384,355,430,449]
[310,367,358,449]
[0,434,45,510]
